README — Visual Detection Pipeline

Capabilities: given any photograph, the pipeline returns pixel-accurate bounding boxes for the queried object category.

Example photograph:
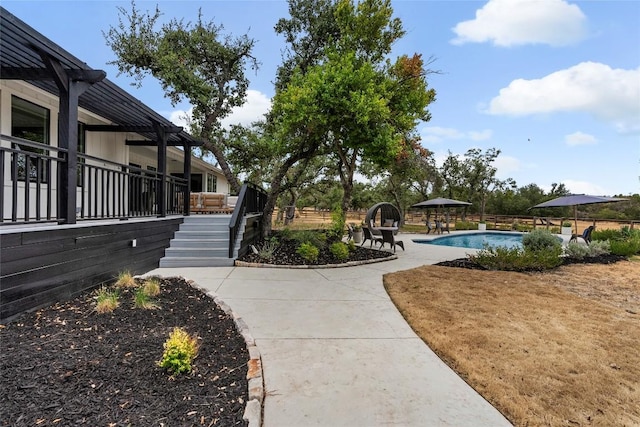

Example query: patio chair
[569,225,595,245]
[425,220,433,234]
[379,229,404,253]
[346,224,354,241]
[362,226,383,248]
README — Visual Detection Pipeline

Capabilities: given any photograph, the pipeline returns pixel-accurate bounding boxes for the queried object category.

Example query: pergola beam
[125,139,203,147]
[85,124,183,133]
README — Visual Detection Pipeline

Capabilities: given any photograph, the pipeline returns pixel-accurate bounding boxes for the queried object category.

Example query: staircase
[159,215,239,267]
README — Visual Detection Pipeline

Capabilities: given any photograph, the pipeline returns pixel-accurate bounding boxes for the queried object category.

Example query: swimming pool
[414,232,524,250]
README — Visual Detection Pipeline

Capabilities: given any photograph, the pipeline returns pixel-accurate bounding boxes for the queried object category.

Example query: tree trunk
[201,139,241,194]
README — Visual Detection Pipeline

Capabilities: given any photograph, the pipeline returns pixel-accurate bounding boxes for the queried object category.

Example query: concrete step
[174,230,227,239]
[170,239,228,248]
[179,223,229,232]
[183,215,232,223]
[164,247,228,258]
[159,256,235,268]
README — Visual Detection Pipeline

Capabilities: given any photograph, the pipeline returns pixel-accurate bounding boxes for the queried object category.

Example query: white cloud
[221,90,272,128]
[469,129,493,141]
[420,126,493,143]
[451,0,587,47]
[493,155,522,178]
[166,89,272,131]
[487,62,640,133]
[562,179,607,195]
[565,131,597,146]
[169,109,191,129]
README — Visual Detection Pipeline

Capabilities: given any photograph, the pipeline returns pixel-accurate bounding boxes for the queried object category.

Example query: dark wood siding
[1,218,182,322]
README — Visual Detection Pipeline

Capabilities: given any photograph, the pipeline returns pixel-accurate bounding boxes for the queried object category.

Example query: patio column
[151,120,168,218]
[182,139,192,215]
[37,50,104,224]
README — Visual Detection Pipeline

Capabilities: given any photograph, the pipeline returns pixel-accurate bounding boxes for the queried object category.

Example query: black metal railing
[1,135,188,224]
[228,182,267,257]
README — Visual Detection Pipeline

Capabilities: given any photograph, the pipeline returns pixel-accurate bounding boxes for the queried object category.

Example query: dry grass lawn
[384,259,640,427]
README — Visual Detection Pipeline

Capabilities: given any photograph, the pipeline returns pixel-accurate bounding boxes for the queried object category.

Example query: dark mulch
[238,236,393,266]
[436,254,628,270]
[0,277,249,427]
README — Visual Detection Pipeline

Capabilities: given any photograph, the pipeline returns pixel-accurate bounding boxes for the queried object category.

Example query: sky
[4,0,640,196]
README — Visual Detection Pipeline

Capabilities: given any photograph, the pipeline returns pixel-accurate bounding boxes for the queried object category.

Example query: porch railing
[229,182,268,257]
[1,135,188,225]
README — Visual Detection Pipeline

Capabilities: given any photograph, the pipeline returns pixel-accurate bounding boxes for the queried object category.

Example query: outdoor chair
[379,229,404,253]
[425,220,433,234]
[362,226,383,248]
[346,224,354,241]
[569,225,595,245]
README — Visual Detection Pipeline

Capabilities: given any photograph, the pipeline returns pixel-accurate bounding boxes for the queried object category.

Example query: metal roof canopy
[0,6,201,147]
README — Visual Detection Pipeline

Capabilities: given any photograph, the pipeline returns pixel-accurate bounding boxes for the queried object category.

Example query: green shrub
[330,242,350,261]
[609,238,640,256]
[470,245,563,271]
[329,207,346,240]
[587,240,611,256]
[158,327,199,375]
[592,228,623,242]
[562,221,572,227]
[291,230,326,248]
[563,242,589,259]
[297,242,319,262]
[522,229,562,252]
[347,239,357,252]
[455,221,475,230]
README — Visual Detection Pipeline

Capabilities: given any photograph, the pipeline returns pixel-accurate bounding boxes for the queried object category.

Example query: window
[207,173,217,193]
[11,96,50,181]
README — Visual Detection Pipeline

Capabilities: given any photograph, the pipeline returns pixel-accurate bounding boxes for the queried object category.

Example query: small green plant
[330,242,350,261]
[562,221,572,227]
[297,242,319,262]
[258,237,279,260]
[95,287,119,313]
[134,287,159,310]
[115,270,136,288]
[347,239,357,251]
[143,277,161,297]
[158,327,199,375]
[522,229,562,252]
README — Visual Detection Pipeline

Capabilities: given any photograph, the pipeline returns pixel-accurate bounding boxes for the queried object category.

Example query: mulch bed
[238,237,393,266]
[437,253,628,270]
[0,277,249,427]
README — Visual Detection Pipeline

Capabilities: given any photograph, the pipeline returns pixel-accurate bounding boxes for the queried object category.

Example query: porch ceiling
[0,7,200,147]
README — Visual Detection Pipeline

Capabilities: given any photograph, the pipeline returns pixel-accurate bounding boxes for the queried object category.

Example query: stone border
[234,253,397,269]
[188,280,264,427]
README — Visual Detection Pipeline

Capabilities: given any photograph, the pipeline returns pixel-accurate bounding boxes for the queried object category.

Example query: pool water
[414,232,524,250]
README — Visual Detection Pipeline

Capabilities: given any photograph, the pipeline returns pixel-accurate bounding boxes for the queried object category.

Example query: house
[0,7,264,322]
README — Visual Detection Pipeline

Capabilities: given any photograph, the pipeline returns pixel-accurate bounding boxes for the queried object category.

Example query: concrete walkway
[146,232,512,427]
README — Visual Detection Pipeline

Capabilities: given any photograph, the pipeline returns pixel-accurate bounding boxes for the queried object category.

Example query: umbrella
[528,194,628,234]
[412,197,472,230]
[411,197,472,209]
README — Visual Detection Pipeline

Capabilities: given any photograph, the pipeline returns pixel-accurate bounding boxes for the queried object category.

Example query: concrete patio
[146,232,513,426]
